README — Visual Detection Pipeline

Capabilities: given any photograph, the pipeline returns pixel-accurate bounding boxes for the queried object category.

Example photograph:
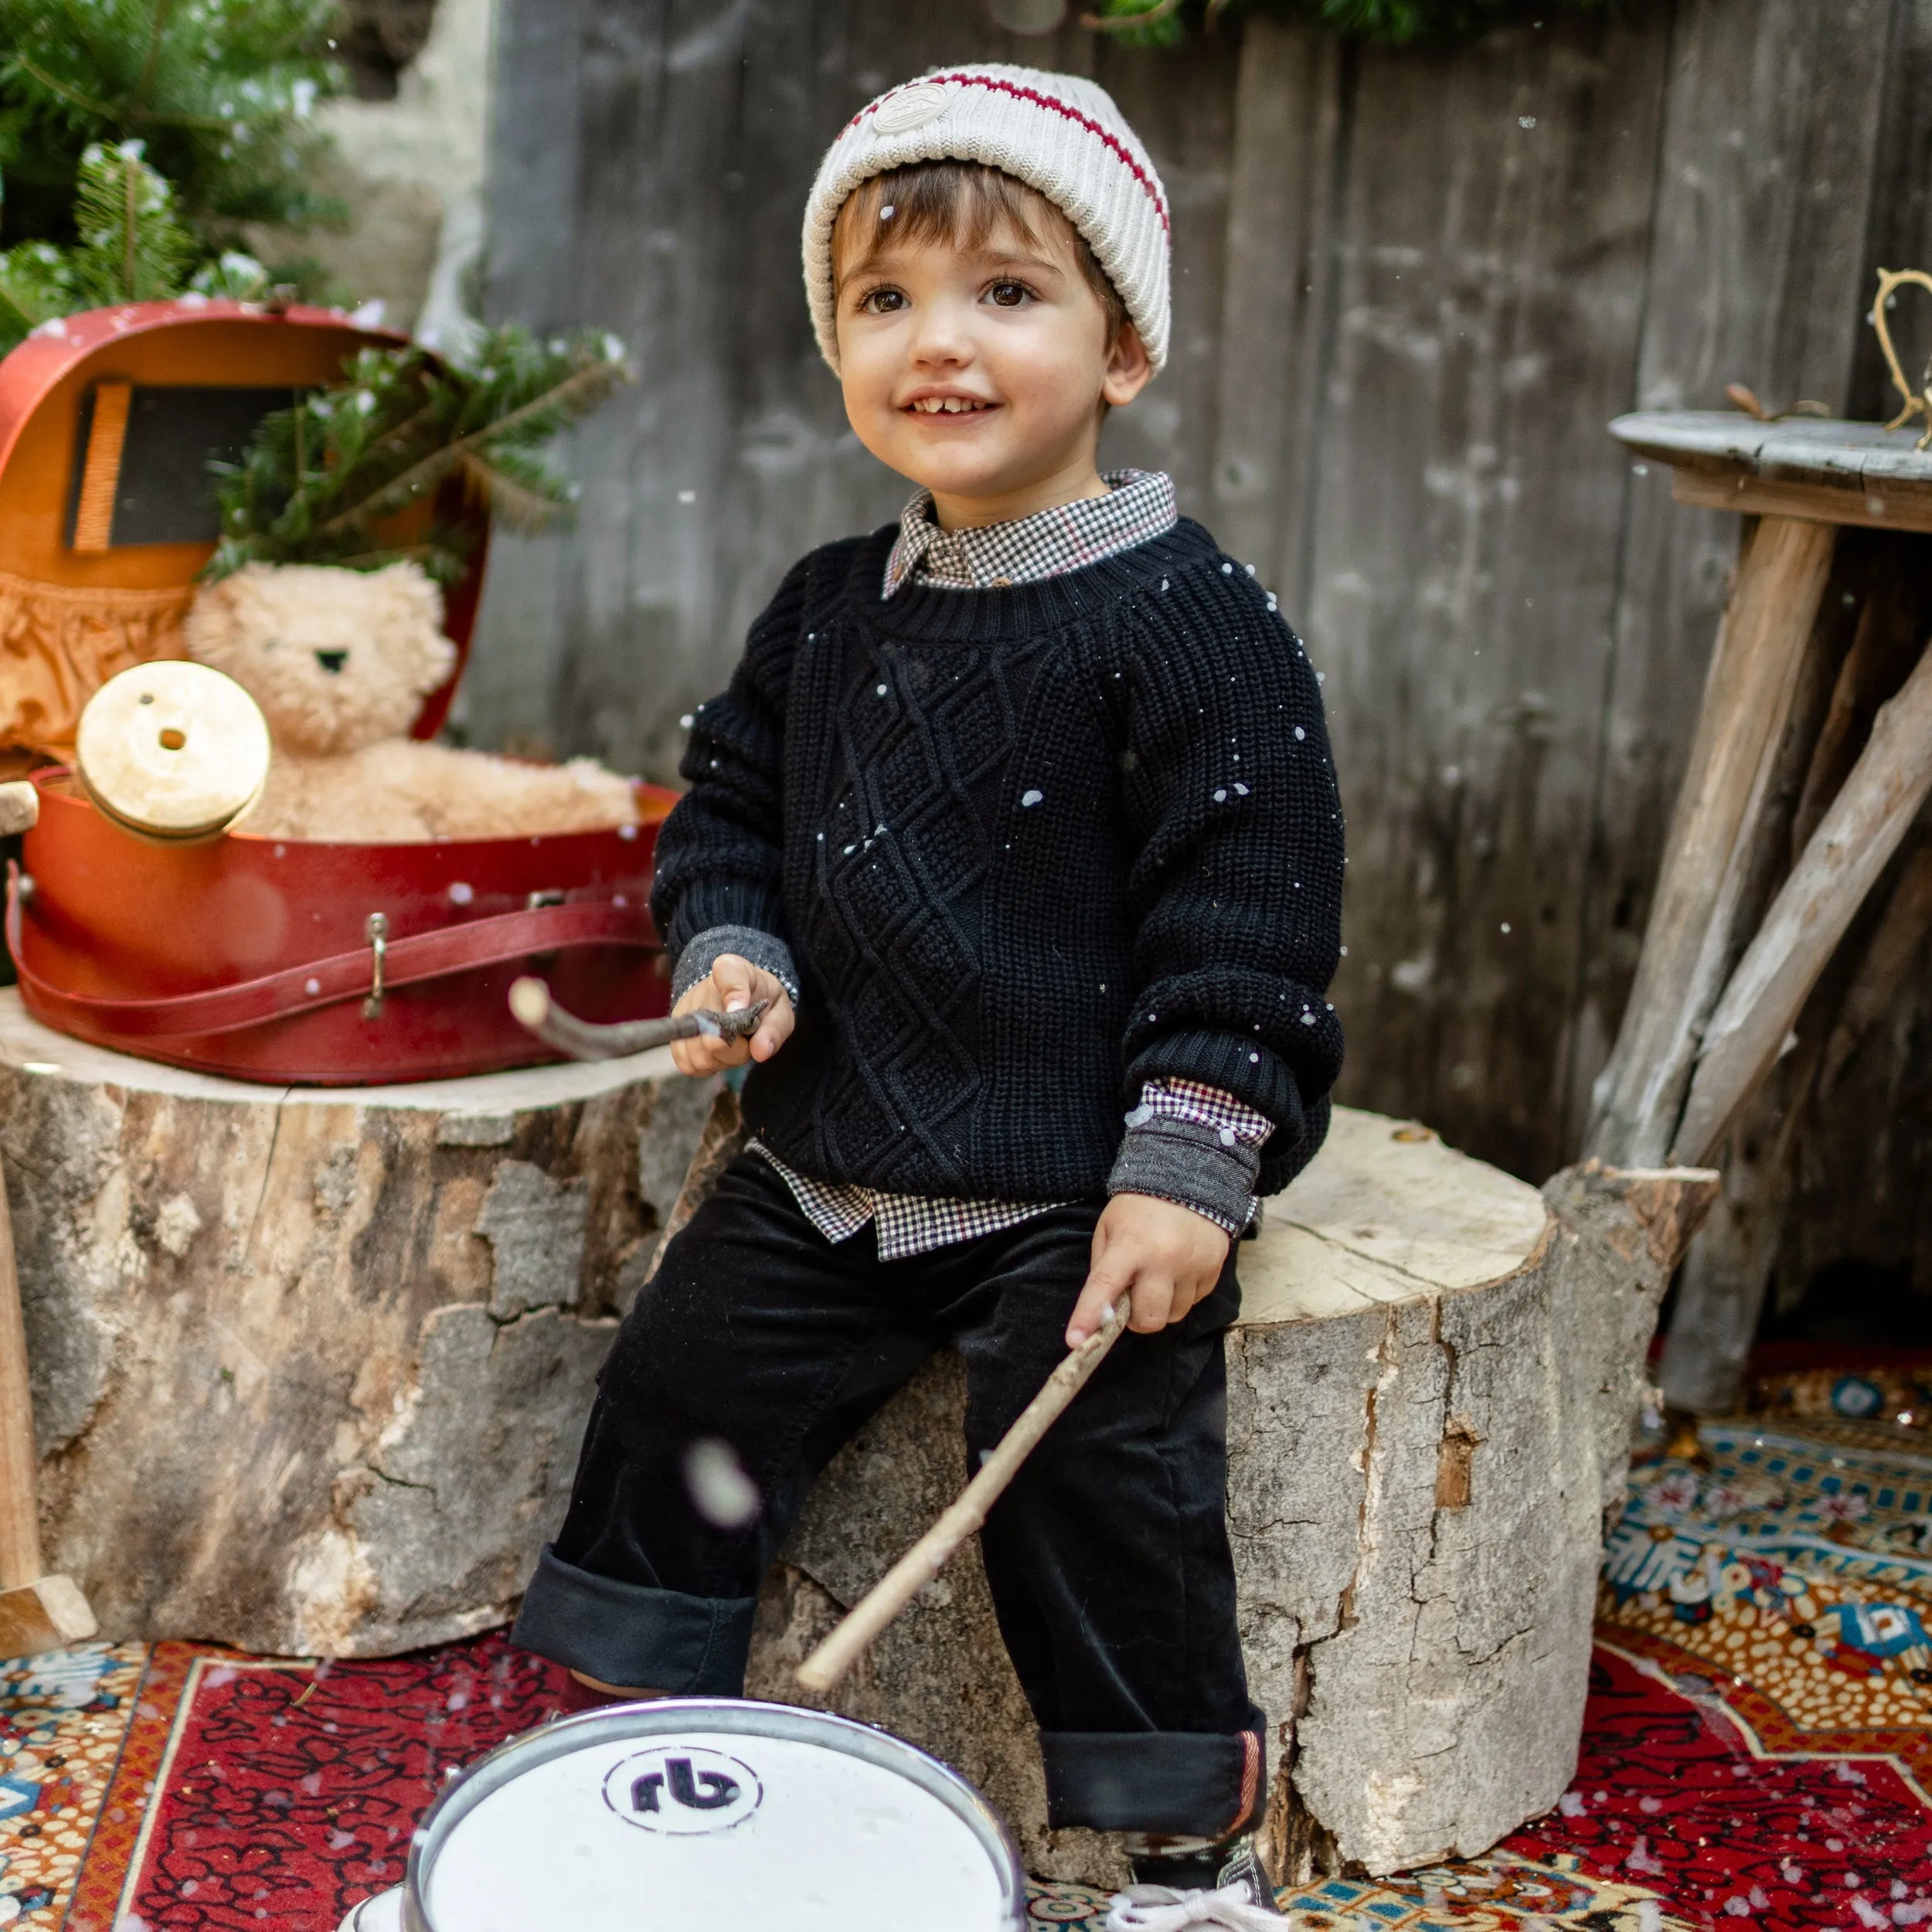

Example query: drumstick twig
[795,1296,1128,1695]
[509,976,765,1060]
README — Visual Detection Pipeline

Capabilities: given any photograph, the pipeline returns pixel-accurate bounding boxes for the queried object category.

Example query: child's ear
[1102,323,1154,410]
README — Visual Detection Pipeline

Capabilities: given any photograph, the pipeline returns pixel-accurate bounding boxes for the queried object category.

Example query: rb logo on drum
[604,1746,763,1834]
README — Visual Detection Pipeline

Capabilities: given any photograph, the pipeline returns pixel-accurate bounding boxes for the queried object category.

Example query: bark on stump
[0,988,714,1657]
[743,1108,1716,1887]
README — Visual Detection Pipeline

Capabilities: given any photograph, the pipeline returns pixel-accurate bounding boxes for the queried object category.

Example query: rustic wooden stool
[1587,413,1932,1410]
[726,1102,1710,1887]
[0,988,714,1657]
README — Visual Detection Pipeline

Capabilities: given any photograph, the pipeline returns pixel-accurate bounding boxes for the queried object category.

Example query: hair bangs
[831,161,1128,343]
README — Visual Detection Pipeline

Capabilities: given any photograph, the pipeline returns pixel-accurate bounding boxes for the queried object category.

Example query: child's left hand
[1066,1194,1231,1346]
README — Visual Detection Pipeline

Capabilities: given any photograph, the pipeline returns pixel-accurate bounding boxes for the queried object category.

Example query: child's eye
[985,280,1032,308]
[859,287,906,315]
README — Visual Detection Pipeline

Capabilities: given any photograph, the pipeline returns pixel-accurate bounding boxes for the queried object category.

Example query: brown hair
[831,161,1130,346]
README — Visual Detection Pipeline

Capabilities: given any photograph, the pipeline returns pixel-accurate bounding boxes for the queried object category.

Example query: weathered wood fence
[472,0,1932,1332]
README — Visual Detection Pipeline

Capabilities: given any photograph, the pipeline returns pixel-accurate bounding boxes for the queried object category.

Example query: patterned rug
[0,1415,1925,1930]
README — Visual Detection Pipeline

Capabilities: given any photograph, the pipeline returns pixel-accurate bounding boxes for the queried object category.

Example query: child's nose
[907,301,975,364]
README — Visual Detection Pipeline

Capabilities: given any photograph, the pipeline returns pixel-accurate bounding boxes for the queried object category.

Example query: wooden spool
[0,988,718,1658]
[74,660,270,843]
[728,1104,1715,1887]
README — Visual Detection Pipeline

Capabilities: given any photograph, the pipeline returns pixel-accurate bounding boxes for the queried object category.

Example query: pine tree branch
[9,53,121,121]
[9,52,233,130]
[121,150,137,295]
[135,0,177,108]
[0,277,46,329]
[313,358,624,541]
[458,450,571,534]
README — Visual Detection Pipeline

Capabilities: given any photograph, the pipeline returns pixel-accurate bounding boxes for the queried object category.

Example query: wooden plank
[1090,29,1244,516]
[1849,0,1932,423]
[1207,19,1347,613]
[1569,0,1895,1158]
[1294,13,1671,1179]
[462,0,591,757]
[1670,465,1932,534]
[1612,409,1932,485]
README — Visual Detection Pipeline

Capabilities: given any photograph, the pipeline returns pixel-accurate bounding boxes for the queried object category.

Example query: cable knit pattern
[649,518,1345,1202]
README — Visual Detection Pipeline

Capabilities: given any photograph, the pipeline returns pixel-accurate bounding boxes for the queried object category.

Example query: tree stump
[0,988,715,1657]
[744,1108,1716,1886]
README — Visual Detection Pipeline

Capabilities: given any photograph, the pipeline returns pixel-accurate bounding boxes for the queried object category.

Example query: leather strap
[5,864,658,1040]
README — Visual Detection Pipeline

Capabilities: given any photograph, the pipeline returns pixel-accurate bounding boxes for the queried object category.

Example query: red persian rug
[1,1411,1927,1930]
[63,1635,572,1932]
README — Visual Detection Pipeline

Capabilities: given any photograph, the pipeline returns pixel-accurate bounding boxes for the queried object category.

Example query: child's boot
[1107,1835,1288,1928]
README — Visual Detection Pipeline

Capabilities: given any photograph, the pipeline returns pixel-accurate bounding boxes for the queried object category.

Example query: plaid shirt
[753,470,1273,1256]
[754,1079,1269,1260]
[883,468,1179,599]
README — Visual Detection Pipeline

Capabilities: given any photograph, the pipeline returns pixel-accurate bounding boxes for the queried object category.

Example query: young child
[513,64,1343,1920]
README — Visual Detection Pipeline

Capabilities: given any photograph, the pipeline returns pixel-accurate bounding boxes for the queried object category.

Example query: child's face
[834,210,1151,520]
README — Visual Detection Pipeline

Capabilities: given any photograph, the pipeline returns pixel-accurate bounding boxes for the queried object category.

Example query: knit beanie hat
[802,64,1171,376]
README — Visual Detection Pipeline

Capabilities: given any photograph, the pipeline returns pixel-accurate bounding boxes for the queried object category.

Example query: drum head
[406,1699,1026,1932]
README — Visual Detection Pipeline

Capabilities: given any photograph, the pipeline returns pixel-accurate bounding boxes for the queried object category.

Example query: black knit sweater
[649,517,1345,1202]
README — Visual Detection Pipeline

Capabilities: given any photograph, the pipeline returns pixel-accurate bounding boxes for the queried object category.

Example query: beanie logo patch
[870,82,951,135]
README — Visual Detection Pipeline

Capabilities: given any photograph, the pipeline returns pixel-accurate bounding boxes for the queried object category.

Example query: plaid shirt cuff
[1107,1080,1271,1233]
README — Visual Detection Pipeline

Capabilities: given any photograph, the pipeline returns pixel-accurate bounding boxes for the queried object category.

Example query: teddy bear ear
[370,561,456,690]
[184,570,243,664]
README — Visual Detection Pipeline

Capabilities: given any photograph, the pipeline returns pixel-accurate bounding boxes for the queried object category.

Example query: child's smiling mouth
[903,393,998,414]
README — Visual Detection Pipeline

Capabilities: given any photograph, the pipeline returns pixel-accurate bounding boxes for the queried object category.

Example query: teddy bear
[184,560,639,844]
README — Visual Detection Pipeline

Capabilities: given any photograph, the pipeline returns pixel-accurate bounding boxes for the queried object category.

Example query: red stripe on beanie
[845,73,1170,233]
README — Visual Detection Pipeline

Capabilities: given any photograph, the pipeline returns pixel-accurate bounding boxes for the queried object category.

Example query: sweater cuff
[669,925,801,1007]
[1107,1116,1258,1234]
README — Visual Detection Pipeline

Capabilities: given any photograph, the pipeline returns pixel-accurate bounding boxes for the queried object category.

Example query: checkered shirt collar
[883,468,1177,599]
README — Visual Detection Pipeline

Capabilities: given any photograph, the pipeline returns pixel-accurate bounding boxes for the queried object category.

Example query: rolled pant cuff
[511,1546,756,1695]
[1040,1713,1267,1836]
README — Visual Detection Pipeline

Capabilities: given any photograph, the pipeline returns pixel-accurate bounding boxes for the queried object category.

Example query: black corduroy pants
[512,1152,1266,1838]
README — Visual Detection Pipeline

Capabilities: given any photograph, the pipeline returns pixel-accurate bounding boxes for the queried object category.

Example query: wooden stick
[508,975,764,1061]
[796,1298,1128,1696]
[1819,841,1932,1093]
[1672,634,1932,1165]
[1789,568,1921,866]
[1586,516,1837,1167]
[0,1156,43,1590]
[0,1153,94,1657]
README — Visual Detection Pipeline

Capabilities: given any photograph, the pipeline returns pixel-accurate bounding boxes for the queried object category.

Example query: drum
[335,1699,1028,1932]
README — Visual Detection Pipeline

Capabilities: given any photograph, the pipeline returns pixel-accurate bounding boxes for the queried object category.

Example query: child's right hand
[670,954,794,1076]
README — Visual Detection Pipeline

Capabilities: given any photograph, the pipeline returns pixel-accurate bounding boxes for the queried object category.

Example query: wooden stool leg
[0,1158,94,1657]
[1672,633,1932,1165]
[1587,515,1838,1166]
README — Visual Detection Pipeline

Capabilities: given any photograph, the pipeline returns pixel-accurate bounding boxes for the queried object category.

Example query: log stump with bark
[0,988,715,1657]
[740,1104,1716,1887]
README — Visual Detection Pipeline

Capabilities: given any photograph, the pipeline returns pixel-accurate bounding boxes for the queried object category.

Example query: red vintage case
[0,300,675,1083]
